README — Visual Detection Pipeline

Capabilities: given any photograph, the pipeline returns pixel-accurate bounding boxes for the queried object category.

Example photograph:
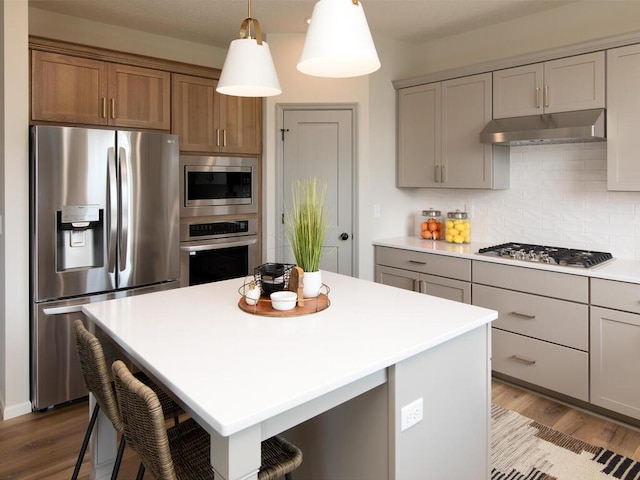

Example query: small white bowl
[270,291,297,311]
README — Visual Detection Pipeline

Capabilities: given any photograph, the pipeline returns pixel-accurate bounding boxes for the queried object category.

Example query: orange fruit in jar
[427,222,439,232]
[421,230,432,239]
[421,221,429,231]
[432,230,441,240]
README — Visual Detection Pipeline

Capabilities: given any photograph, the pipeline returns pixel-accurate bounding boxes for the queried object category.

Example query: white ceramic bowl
[270,291,297,311]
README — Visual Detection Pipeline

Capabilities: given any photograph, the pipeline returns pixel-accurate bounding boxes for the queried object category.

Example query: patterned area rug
[492,404,640,479]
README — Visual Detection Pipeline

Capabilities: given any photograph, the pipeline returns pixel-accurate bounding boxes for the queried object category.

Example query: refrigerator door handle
[119,146,129,272]
[42,305,84,315]
[107,147,118,274]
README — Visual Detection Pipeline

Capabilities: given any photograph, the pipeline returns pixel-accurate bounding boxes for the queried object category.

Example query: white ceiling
[29,0,576,50]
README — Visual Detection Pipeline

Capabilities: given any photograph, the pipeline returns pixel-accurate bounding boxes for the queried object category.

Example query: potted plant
[286,177,328,297]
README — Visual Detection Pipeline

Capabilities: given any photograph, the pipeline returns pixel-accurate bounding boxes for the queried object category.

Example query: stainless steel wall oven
[180,156,259,217]
[180,218,259,286]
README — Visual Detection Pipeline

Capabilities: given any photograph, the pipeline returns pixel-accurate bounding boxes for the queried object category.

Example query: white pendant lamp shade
[216,1,282,97]
[297,0,381,78]
[217,37,282,97]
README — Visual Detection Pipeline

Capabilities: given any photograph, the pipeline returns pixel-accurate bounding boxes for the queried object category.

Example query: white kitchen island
[82,271,497,480]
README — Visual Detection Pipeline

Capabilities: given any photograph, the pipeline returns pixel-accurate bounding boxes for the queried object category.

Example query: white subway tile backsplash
[416,143,640,260]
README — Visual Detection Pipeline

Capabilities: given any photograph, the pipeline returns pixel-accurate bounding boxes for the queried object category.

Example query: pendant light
[216,0,281,97]
[297,0,380,78]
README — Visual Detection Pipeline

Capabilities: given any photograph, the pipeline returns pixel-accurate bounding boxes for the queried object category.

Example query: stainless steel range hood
[480,108,606,146]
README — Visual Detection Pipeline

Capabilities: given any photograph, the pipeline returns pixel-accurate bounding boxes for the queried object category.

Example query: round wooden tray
[238,285,330,317]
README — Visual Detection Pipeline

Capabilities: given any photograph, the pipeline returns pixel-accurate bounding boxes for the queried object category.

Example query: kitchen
[3,0,640,450]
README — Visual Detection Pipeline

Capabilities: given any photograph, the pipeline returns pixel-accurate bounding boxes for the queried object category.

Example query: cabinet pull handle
[408,260,427,265]
[101,98,107,118]
[223,129,227,147]
[110,98,115,119]
[510,311,536,319]
[510,354,536,365]
[216,129,220,147]
[434,165,440,183]
[544,85,549,108]
[535,87,541,108]
[441,165,446,183]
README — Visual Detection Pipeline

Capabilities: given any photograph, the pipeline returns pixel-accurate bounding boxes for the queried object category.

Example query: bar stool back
[112,360,303,480]
[72,320,181,480]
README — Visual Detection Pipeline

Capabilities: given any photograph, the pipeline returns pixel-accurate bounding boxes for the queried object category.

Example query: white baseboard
[2,399,33,420]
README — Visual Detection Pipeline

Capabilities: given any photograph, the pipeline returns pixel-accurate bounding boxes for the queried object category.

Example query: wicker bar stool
[72,319,182,480]
[112,360,303,480]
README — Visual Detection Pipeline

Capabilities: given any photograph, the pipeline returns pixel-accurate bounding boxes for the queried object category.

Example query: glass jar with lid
[445,210,471,244]
[417,208,443,240]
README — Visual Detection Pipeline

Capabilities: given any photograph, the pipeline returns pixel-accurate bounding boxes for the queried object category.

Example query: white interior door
[278,107,355,275]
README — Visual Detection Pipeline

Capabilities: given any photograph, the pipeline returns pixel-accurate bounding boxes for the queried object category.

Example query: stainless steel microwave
[179,156,259,217]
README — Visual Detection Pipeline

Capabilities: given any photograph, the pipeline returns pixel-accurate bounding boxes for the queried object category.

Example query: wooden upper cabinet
[216,93,262,155]
[172,73,262,155]
[108,64,170,130]
[32,51,108,125]
[31,50,170,130]
[172,74,217,152]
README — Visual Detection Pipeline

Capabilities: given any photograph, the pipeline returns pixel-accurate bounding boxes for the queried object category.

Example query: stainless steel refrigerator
[30,125,180,410]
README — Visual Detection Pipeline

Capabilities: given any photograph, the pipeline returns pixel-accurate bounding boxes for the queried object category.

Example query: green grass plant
[286,177,328,272]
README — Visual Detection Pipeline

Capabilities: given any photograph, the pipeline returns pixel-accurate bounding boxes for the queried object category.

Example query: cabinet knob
[340,232,349,241]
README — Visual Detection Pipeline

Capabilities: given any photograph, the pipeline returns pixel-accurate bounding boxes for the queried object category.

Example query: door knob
[340,232,349,240]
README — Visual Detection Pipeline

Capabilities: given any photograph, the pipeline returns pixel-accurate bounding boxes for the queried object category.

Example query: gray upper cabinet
[397,83,440,187]
[492,52,605,119]
[397,73,509,189]
[607,43,640,191]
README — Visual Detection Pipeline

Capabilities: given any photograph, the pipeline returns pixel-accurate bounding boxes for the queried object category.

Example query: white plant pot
[302,270,322,298]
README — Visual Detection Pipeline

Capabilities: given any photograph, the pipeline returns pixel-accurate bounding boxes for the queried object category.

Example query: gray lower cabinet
[590,278,640,420]
[375,245,640,420]
[472,261,589,401]
[374,246,471,304]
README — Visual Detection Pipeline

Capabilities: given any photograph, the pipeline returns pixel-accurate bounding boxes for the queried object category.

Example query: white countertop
[373,236,640,284]
[82,271,496,437]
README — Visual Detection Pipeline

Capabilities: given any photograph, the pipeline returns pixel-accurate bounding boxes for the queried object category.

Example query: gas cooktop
[477,242,614,268]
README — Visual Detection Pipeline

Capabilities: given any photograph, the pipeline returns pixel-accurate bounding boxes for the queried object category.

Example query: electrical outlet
[401,397,423,431]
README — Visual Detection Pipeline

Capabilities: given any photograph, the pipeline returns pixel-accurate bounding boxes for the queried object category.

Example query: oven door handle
[180,238,258,253]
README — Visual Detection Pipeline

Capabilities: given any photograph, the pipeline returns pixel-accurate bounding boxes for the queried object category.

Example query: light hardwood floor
[2,379,640,479]
[492,379,640,461]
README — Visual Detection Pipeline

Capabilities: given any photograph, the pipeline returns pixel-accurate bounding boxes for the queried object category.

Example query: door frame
[275,103,359,277]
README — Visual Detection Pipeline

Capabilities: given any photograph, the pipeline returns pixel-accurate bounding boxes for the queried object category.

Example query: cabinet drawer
[473,284,587,350]
[375,246,471,281]
[492,329,588,401]
[472,261,588,302]
[591,278,640,314]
